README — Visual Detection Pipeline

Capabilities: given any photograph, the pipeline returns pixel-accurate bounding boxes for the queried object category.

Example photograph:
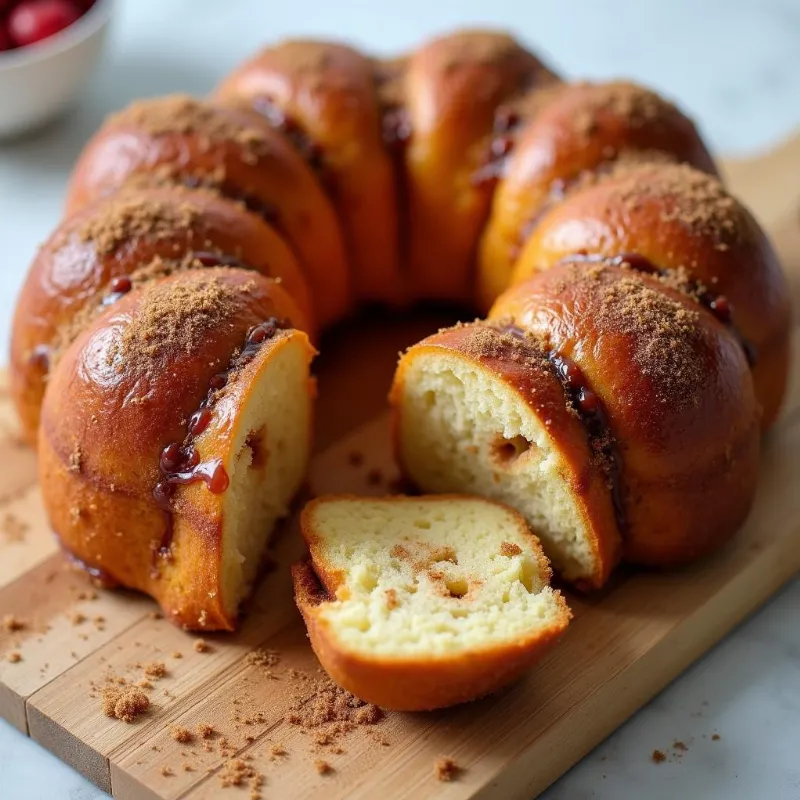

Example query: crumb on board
[170,725,194,743]
[673,740,688,752]
[7,651,22,663]
[102,687,150,723]
[652,750,667,764]
[194,638,209,653]
[712,733,721,741]
[197,723,216,739]
[435,756,460,781]
[144,661,167,679]
[2,614,25,632]
[314,759,333,775]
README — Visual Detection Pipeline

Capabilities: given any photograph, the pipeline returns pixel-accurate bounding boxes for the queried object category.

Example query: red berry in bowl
[0,24,14,52]
[9,0,82,48]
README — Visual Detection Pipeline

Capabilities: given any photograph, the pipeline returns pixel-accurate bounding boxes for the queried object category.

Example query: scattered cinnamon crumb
[172,651,183,659]
[712,734,721,741]
[314,759,333,775]
[2,614,25,632]
[270,744,287,758]
[197,723,216,739]
[245,648,280,668]
[7,651,21,663]
[500,541,523,556]
[144,661,167,678]
[102,687,150,723]
[182,763,194,772]
[1,512,28,542]
[673,740,688,752]
[435,756,460,781]
[76,589,98,601]
[193,638,209,653]
[160,765,173,777]
[170,725,194,743]
[652,750,666,763]
[69,612,86,626]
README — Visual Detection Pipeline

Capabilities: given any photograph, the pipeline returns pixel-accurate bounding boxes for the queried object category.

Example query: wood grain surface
[0,134,799,799]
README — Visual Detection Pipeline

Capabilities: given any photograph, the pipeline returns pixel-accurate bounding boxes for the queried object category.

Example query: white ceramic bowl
[0,0,112,139]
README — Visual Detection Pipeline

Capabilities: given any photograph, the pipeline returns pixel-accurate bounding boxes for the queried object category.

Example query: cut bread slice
[390,323,622,589]
[292,494,571,711]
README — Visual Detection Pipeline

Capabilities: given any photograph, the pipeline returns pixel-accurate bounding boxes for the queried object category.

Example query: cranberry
[9,0,82,48]
[207,462,230,494]
[109,276,132,294]
[709,295,732,323]
[160,442,183,472]
[0,23,14,51]
[208,373,228,391]
[189,408,212,437]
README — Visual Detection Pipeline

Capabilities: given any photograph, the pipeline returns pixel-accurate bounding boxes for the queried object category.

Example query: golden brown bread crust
[292,559,569,711]
[214,41,402,307]
[490,263,761,565]
[510,163,791,428]
[292,494,571,711]
[477,81,718,309]
[10,185,314,446]
[38,268,313,630]
[389,324,622,588]
[402,30,558,303]
[63,95,349,326]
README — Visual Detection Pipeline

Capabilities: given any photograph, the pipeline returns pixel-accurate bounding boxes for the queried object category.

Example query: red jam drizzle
[251,96,326,175]
[472,104,525,188]
[562,251,757,366]
[151,316,290,567]
[503,324,628,538]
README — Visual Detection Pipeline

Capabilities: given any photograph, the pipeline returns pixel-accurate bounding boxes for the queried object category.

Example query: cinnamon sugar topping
[108,95,270,161]
[106,273,243,373]
[571,81,681,139]
[74,195,201,256]
[619,163,744,247]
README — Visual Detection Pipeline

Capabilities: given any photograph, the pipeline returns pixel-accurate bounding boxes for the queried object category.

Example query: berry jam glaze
[502,323,629,539]
[251,96,326,175]
[151,316,290,568]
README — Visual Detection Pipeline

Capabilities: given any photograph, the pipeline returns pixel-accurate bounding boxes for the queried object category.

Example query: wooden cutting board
[1,134,800,800]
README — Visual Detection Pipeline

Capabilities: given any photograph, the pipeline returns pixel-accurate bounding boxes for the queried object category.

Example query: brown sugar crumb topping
[102,687,150,723]
[619,163,744,248]
[73,195,202,257]
[570,81,682,139]
[108,95,271,159]
[106,273,244,375]
[553,265,704,406]
[500,541,523,556]
[435,756,461,781]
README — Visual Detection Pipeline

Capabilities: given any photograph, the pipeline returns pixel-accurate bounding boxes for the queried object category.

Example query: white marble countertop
[0,0,798,797]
